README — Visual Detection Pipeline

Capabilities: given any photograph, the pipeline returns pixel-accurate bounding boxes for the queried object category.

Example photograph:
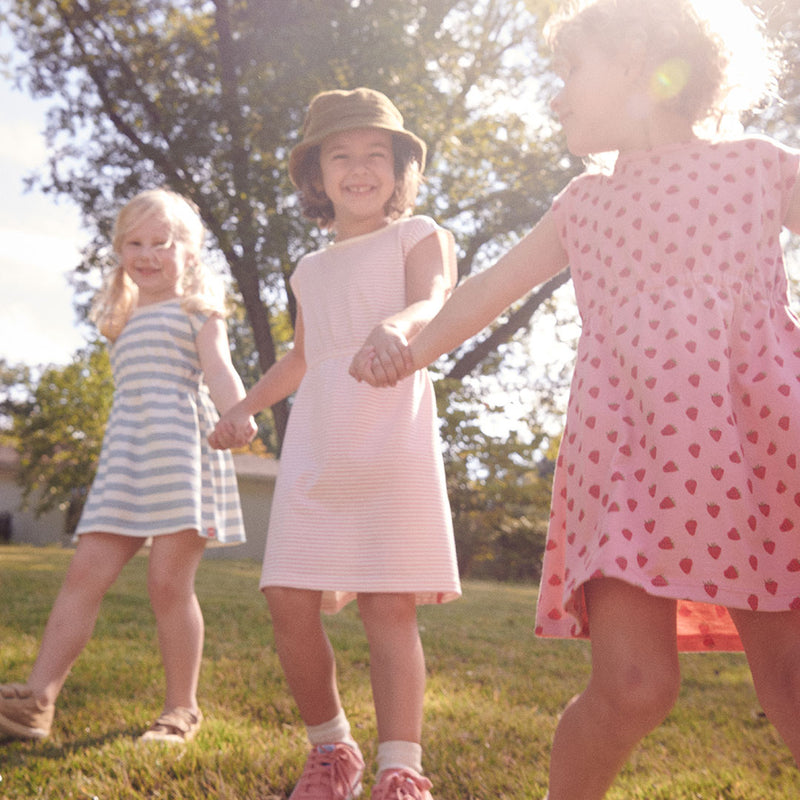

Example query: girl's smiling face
[120,215,187,305]
[319,127,397,239]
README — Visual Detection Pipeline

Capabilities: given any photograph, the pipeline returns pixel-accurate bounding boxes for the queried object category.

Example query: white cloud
[1,227,88,366]
[0,79,89,367]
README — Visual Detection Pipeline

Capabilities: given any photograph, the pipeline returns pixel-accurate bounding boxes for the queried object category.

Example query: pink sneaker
[290,742,365,799]
[370,769,433,800]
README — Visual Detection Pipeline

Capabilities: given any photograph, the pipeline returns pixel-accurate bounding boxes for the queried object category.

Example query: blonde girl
[364,1,800,797]
[211,88,461,800]
[0,188,253,744]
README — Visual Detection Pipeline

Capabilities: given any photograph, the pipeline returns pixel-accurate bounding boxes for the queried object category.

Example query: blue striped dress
[75,299,246,545]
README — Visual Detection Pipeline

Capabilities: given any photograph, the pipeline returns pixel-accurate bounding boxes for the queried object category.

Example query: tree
[8,343,113,536]
[0,0,567,453]
[3,0,798,574]
[435,377,554,580]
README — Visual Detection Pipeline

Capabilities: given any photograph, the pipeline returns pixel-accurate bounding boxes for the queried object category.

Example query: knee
[753,652,800,719]
[358,593,418,645]
[148,572,191,612]
[594,660,680,730]
[264,587,321,633]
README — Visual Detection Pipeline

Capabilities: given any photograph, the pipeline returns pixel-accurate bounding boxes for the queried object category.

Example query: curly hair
[292,134,423,229]
[545,0,778,134]
[91,188,225,341]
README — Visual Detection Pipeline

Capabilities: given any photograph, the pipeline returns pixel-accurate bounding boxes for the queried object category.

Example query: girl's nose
[139,243,162,259]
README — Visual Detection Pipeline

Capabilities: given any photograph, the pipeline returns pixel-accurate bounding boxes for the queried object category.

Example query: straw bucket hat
[288,87,427,187]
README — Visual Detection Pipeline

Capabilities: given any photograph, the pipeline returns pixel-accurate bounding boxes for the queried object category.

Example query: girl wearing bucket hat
[210,88,461,800]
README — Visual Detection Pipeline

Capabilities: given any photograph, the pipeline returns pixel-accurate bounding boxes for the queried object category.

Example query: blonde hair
[90,189,226,340]
[545,0,778,136]
[293,134,423,229]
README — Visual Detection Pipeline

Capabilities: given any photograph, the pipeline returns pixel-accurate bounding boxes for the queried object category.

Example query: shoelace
[372,769,432,800]
[294,744,362,798]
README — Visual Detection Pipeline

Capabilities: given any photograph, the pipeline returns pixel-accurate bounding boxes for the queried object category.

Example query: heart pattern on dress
[535,137,800,652]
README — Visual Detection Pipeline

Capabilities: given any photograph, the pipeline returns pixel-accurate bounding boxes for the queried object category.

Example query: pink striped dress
[260,216,461,613]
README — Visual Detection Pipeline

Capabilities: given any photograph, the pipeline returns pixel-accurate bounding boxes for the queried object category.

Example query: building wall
[0,468,67,546]
[203,471,275,562]
[0,447,277,561]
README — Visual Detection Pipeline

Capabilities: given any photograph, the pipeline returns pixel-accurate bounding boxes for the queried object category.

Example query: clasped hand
[209,407,257,451]
[349,322,415,387]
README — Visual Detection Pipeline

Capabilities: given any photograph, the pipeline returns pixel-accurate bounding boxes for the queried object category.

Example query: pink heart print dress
[535,136,800,651]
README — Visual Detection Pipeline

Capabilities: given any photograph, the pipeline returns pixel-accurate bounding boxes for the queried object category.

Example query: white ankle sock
[306,709,357,749]
[377,740,423,774]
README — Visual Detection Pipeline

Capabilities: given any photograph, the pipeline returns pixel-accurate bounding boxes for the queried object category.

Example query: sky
[1,75,89,369]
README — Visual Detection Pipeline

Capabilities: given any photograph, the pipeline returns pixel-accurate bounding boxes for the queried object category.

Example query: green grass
[0,545,797,799]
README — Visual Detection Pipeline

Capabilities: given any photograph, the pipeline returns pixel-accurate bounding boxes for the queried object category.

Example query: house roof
[232,452,280,479]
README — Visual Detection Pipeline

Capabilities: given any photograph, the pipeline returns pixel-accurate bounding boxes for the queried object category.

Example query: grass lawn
[0,544,797,799]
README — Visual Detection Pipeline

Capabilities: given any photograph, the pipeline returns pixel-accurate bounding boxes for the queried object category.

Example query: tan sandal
[139,707,202,743]
[0,683,54,740]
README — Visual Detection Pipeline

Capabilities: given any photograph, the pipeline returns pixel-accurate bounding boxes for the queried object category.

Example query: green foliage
[2,547,799,799]
[1,0,569,569]
[435,377,552,581]
[11,343,112,536]
[1,0,567,452]
[0,360,34,441]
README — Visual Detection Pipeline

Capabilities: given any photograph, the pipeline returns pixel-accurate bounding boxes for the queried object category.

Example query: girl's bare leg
[358,592,424,744]
[729,606,800,766]
[147,530,207,712]
[264,586,341,726]
[547,578,681,800]
[27,532,144,705]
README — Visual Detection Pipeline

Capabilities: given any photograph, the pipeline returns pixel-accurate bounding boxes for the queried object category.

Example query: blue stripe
[84,302,244,544]
[86,479,199,496]
[107,412,202,432]
[99,434,198,450]
[91,463,199,481]
[84,497,197,515]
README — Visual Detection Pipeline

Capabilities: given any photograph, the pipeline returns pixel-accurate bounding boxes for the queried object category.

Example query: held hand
[349,345,377,384]
[349,323,410,387]
[208,420,233,450]
[350,342,417,387]
[209,410,257,450]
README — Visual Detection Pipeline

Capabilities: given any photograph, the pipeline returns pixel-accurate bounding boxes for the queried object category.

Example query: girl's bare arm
[349,228,458,386]
[408,209,569,375]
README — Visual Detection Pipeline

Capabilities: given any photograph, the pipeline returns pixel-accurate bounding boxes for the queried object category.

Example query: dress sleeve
[549,173,591,252]
[399,215,441,259]
[187,309,211,340]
